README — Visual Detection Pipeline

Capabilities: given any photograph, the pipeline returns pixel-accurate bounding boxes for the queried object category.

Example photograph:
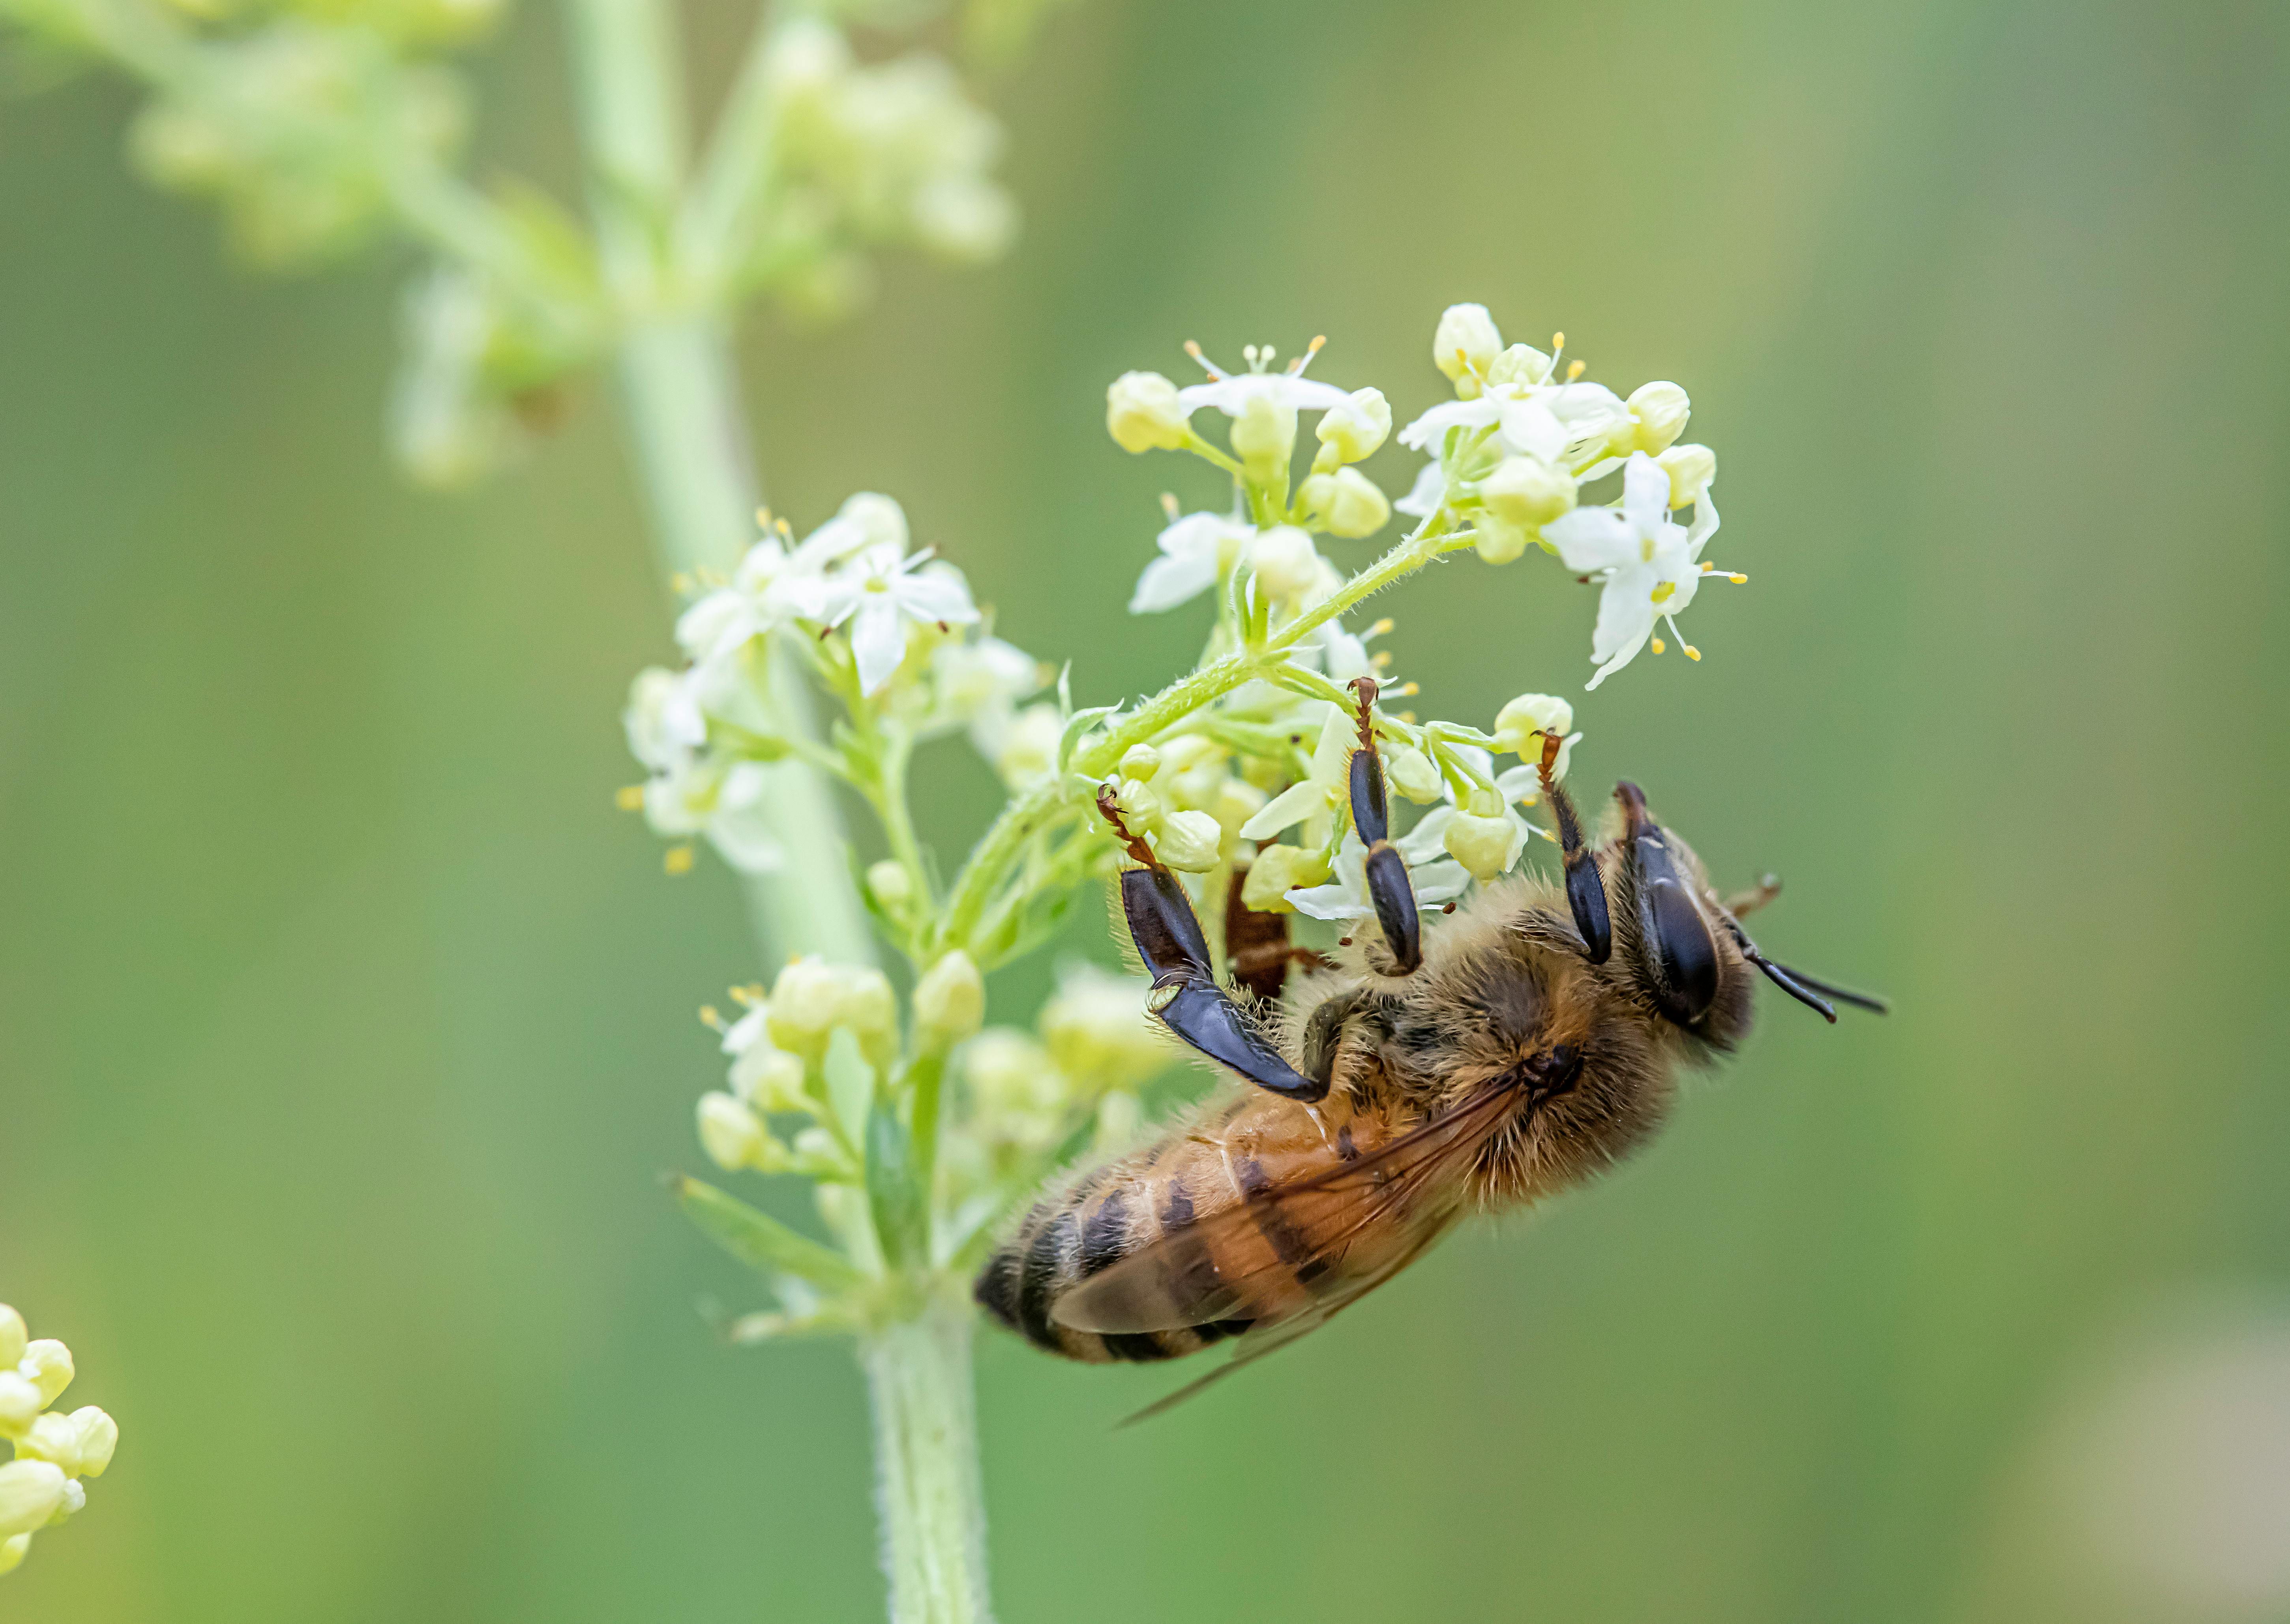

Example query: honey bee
[975,679,1883,1409]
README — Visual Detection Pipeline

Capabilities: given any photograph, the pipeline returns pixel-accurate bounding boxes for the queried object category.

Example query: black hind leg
[1344,677,1422,975]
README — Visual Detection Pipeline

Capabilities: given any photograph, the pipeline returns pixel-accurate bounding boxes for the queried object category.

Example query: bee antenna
[1748,955,1837,1023]
[1766,962,1891,1015]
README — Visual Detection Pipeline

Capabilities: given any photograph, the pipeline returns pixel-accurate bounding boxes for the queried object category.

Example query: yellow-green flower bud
[1241,843,1332,912]
[731,1040,808,1115]
[1628,381,1692,453]
[1314,387,1390,464]
[1118,743,1162,781]
[1248,526,1320,599]
[0,1375,38,1438]
[866,859,912,912]
[839,967,899,1068]
[1299,468,1390,539]
[0,1307,22,1371]
[1229,391,1296,474]
[766,957,846,1058]
[993,703,1062,787]
[1106,371,1189,454]
[1479,456,1577,528]
[1493,693,1574,760]
[15,1413,82,1477]
[1445,798,1519,881]
[963,1028,1061,1113]
[1434,303,1502,394]
[1154,809,1225,873]
[21,1343,71,1409]
[1474,514,1530,566]
[0,1533,26,1575]
[1657,443,1717,508]
[0,1461,66,1541]
[69,1408,118,1479]
[1040,969,1168,1092]
[697,1091,770,1171]
[1488,343,1552,386]
[1156,734,1226,811]
[1113,775,1163,834]
[1212,777,1267,839]
[914,951,986,1045]
[1385,746,1443,804]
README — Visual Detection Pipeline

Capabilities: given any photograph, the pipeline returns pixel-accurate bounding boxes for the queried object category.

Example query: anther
[1683,645,1702,661]
[1566,359,1586,382]
[1551,331,1565,351]
[615,785,645,811]
[1287,335,1327,375]
[1441,902,1457,914]
[1366,617,1394,637]
[1392,682,1420,698]
[1338,937,1353,948]
[1651,635,1666,655]
[1160,492,1181,521]
[1184,339,1226,379]
[665,845,696,875]
[699,1005,722,1029]
[670,572,695,594]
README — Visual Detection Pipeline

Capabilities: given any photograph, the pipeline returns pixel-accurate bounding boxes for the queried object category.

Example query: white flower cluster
[0,1305,118,1581]
[753,18,1017,320]
[623,493,1046,875]
[1396,303,1742,689]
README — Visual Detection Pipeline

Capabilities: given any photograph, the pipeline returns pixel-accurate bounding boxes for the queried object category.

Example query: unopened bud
[962,1028,1057,1111]
[1488,343,1552,386]
[1314,387,1390,463]
[1040,968,1168,1091]
[838,491,909,554]
[0,1534,26,1575]
[1478,456,1577,528]
[1212,777,1267,837]
[730,1040,808,1115]
[1106,371,1189,454]
[0,1307,22,1370]
[1444,802,1521,881]
[1117,743,1161,781]
[1656,443,1717,508]
[838,967,899,1067]
[866,858,912,911]
[1247,526,1320,599]
[1628,381,1691,453]
[0,1461,66,1541]
[697,1091,770,1171]
[68,1408,118,1479]
[1434,303,1502,393]
[1493,693,1574,759]
[0,1376,38,1437]
[21,1343,71,1408]
[1385,746,1443,804]
[16,1413,81,1477]
[1229,391,1297,473]
[1298,468,1390,539]
[1154,809,1225,872]
[1113,775,1163,834]
[1474,514,1530,566]
[766,957,845,1057]
[1241,844,1332,913]
[915,951,986,1044]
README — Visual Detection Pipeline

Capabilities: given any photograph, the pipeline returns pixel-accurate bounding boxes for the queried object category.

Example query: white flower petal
[1239,778,1329,841]
[1129,551,1221,614]
[1396,397,1500,451]
[850,598,911,695]
[1286,881,1373,921]
[1409,859,1473,904]
[891,571,980,625]
[1494,398,1566,463]
[1394,460,1449,518]
[707,762,785,873]
[1591,569,1660,669]
[1622,453,1672,526]
[1686,489,1721,556]
[1543,505,1638,573]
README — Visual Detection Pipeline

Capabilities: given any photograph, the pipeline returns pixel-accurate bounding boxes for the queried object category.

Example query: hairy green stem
[563,2,990,1618]
[862,1303,993,1624]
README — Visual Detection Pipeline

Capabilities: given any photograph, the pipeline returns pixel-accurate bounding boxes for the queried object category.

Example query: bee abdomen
[975,1160,1215,1364]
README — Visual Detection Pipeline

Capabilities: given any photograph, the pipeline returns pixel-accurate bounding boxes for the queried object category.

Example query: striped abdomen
[973,1086,1412,1363]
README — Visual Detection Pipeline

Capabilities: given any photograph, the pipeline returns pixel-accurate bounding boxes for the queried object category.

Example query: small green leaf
[675,1176,866,1290]
[865,1096,928,1268]
[1057,703,1120,776]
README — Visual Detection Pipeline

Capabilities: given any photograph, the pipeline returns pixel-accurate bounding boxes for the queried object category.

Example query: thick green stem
[862,1304,993,1624]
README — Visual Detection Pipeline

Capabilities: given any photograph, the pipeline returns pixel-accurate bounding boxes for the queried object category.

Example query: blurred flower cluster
[628,300,1744,1350]
[0,0,1026,489]
[0,1306,118,1580]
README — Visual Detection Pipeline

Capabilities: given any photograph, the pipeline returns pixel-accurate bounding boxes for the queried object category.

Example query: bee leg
[1535,730,1612,963]
[1101,787,1325,1101]
[1299,983,1390,1092]
[1722,875,1782,917]
[1224,862,1325,1004]
[1345,676,1423,976]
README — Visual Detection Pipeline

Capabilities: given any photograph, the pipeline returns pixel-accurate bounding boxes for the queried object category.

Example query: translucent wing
[1053,1079,1522,1341]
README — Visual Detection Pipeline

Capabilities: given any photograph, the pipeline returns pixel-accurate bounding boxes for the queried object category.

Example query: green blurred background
[5,0,2288,1617]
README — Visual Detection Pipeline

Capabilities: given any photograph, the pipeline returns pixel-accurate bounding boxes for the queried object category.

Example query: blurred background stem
[563,0,989,1617]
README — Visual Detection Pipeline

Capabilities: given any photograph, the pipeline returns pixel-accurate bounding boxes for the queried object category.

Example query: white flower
[1175,357,1351,422]
[1393,459,1449,519]
[977,701,1062,786]
[1542,452,1732,689]
[1398,379,1631,471]
[815,546,980,695]
[1297,467,1390,538]
[1657,442,1717,508]
[929,634,1044,752]
[1626,381,1691,453]
[1286,826,1472,920]
[1247,525,1321,599]
[1315,387,1391,464]
[1237,706,1353,849]
[643,757,785,873]
[1492,693,1580,779]
[624,667,706,774]
[1128,511,1252,614]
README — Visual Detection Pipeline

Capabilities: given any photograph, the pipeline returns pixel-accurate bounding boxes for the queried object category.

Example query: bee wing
[1052,1079,1520,1339]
